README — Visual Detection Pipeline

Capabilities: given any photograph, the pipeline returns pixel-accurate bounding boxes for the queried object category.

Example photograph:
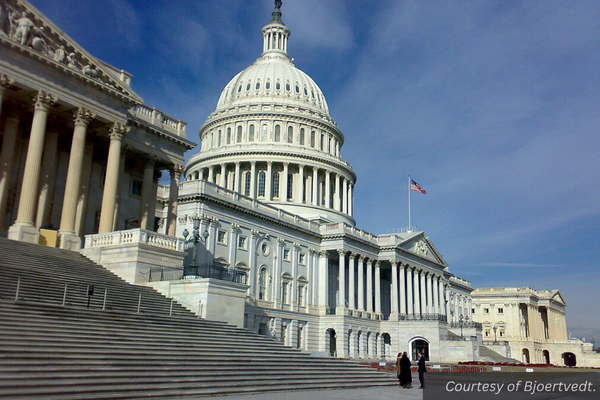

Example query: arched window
[272,172,280,198]
[258,171,266,197]
[244,171,251,196]
[237,126,242,143]
[258,268,267,300]
[276,81,281,91]
[249,124,255,142]
[310,131,315,148]
[282,282,289,304]
[320,132,324,150]
[217,130,222,146]
[321,179,326,205]
[261,124,268,141]
[255,81,261,90]
[274,125,281,142]
[226,127,231,144]
[266,80,271,90]
[299,128,305,145]
[287,173,293,200]
[287,126,293,143]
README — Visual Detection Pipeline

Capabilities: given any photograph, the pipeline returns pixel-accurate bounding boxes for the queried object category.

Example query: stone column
[98,122,129,234]
[59,108,95,249]
[407,267,414,315]
[0,112,20,230]
[439,279,446,319]
[112,146,128,230]
[337,249,346,313]
[139,156,158,230]
[0,75,13,120]
[414,270,421,316]
[399,263,407,315]
[291,243,300,309]
[167,164,183,236]
[312,167,318,205]
[325,171,331,208]
[282,162,289,201]
[206,217,218,260]
[374,261,381,315]
[348,183,353,216]
[208,165,214,182]
[433,275,439,315]
[228,223,239,268]
[343,178,348,214]
[234,162,241,193]
[445,285,452,322]
[426,273,434,314]
[348,253,355,310]
[297,164,304,203]
[366,258,373,313]
[248,229,258,296]
[390,261,399,318]
[249,161,256,198]
[420,272,427,316]
[357,256,365,311]
[9,91,56,243]
[317,250,329,314]
[274,238,284,308]
[75,143,94,237]
[265,161,272,200]
[334,173,340,210]
[35,131,58,229]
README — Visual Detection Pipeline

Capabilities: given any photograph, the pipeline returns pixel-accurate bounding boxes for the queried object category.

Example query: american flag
[410,179,427,194]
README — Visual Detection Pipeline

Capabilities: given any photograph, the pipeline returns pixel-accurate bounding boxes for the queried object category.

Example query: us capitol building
[1,0,598,367]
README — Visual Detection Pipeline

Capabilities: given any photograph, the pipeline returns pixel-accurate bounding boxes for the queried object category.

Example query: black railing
[399,313,447,322]
[143,264,247,284]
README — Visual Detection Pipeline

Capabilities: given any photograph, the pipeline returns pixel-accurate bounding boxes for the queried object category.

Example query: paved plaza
[196,386,423,400]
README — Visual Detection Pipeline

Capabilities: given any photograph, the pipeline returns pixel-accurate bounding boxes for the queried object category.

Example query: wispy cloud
[472,262,562,269]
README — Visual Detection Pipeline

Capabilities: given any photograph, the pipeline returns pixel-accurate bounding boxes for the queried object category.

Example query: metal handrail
[142,264,247,284]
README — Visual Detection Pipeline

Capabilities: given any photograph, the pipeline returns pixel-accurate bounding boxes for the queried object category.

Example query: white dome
[216,55,330,117]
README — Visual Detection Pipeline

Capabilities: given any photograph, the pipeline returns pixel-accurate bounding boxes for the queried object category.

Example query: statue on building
[11,11,34,46]
[30,27,49,55]
[275,0,282,9]
[53,45,67,64]
[66,52,78,69]
[83,65,98,79]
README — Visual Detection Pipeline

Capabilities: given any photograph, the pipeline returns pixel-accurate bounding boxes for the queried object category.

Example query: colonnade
[188,161,354,216]
[0,84,183,246]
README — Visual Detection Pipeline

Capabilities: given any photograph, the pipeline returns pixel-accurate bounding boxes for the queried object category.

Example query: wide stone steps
[0,238,394,398]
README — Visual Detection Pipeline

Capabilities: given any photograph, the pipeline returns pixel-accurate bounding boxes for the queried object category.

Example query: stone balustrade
[84,228,184,252]
[132,105,187,138]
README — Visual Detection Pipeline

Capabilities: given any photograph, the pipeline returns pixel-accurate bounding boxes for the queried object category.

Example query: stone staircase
[478,345,520,364]
[0,237,394,399]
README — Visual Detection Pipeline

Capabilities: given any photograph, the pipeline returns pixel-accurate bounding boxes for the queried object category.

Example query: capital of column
[319,250,328,258]
[0,74,14,92]
[348,253,356,261]
[33,91,56,111]
[390,260,398,267]
[277,237,285,246]
[73,107,95,127]
[230,222,240,232]
[170,164,184,180]
[293,242,301,250]
[357,255,365,263]
[109,122,129,141]
[209,217,219,227]
[337,248,346,256]
[375,260,381,268]
[250,229,260,238]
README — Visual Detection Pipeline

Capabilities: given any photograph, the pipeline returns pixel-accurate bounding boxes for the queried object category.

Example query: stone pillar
[414,270,421,316]
[0,75,13,120]
[312,167,318,205]
[306,248,314,307]
[35,131,58,229]
[265,161,272,200]
[297,164,304,203]
[59,108,95,249]
[0,112,20,230]
[139,156,157,230]
[426,273,434,314]
[445,285,452,322]
[219,163,226,188]
[167,164,183,236]
[390,261,399,318]
[357,256,365,312]
[407,267,414,315]
[374,261,381,315]
[274,238,284,308]
[317,250,329,314]
[325,171,332,208]
[75,143,94,237]
[282,162,289,201]
[334,173,340,210]
[112,146,128,230]
[399,263,407,315]
[348,183,353,217]
[343,178,348,214]
[98,122,129,234]
[291,243,300,308]
[249,161,256,198]
[234,162,241,193]
[228,223,239,269]
[248,229,258,296]
[208,165,214,182]
[337,249,346,313]
[433,275,440,315]
[420,272,427,316]
[348,253,355,310]
[366,258,373,313]
[9,91,56,243]
[206,218,218,261]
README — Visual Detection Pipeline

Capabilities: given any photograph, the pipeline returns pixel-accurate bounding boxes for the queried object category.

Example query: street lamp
[493,324,498,344]
[182,215,209,278]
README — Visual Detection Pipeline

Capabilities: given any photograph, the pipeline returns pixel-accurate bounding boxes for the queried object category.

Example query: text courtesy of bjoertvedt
[424,372,600,400]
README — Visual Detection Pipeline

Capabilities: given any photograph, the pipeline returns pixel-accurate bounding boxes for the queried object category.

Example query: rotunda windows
[286,81,291,91]
[295,84,300,94]
[246,82,251,91]
[272,172,280,198]
[299,128,305,146]
[287,126,293,143]
[274,125,281,142]
[276,81,281,91]
[258,171,267,197]
[237,126,243,143]
[261,124,268,141]
[265,80,271,90]
[237,84,242,93]
[255,81,261,90]
[226,127,232,144]
[249,124,255,141]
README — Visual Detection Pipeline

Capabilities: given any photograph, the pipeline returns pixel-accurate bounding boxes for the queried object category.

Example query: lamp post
[182,215,209,278]
[493,324,498,344]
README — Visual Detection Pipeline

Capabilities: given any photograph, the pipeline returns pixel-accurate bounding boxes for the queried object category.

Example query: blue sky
[32,0,600,343]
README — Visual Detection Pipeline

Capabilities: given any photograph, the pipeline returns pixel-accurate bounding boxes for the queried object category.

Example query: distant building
[472,287,600,367]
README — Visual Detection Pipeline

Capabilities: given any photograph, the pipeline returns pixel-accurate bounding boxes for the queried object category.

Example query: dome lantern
[262,0,290,56]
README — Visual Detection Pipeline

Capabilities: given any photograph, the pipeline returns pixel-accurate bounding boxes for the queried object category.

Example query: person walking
[400,352,412,388]
[417,351,426,389]
[396,352,403,387]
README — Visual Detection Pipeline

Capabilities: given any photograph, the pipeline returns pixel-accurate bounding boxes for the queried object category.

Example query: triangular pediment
[550,290,567,306]
[0,0,142,102]
[398,232,447,266]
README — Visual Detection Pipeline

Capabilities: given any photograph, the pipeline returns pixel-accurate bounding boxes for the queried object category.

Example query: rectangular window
[282,282,288,304]
[484,308,490,314]
[497,307,504,314]
[131,178,143,197]
[283,248,290,261]
[298,286,304,307]
[258,322,267,336]
[217,230,227,245]
[299,253,306,265]
[287,173,293,200]
[238,235,247,250]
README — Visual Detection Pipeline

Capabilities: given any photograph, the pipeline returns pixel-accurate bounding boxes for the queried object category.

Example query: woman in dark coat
[396,352,403,387]
[400,352,413,388]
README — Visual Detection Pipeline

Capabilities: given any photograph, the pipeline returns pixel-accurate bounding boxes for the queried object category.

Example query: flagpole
[408,175,411,231]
